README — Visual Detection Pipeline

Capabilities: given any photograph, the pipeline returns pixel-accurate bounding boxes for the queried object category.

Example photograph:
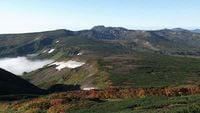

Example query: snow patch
[49,60,85,71]
[77,52,83,56]
[48,49,55,53]
[82,87,97,91]
[42,50,47,53]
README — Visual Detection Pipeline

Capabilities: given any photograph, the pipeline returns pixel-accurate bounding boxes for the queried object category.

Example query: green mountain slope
[23,52,200,89]
[0,26,200,58]
[0,27,200,112]
[0,26,200,89]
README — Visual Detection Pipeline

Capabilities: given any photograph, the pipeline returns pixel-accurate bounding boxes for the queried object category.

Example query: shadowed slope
[0,68,45,95]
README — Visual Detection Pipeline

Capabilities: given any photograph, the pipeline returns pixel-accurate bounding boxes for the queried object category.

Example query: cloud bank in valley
[0,57,53,75]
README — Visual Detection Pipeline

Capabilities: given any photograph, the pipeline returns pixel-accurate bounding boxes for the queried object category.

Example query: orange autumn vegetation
[57,85,200,99]
[6,97,74,113]
[1,85,200,113]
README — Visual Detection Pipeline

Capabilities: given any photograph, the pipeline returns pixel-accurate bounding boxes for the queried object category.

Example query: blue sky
[0,0,200,33]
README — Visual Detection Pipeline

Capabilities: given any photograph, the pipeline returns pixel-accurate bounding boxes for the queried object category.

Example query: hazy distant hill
[192,29,200,33]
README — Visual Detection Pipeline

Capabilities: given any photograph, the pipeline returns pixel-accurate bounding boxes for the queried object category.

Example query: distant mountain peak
[92,25,106,31]
[171,28,189,32]
[92,25,128,31]
[90,25,129,40]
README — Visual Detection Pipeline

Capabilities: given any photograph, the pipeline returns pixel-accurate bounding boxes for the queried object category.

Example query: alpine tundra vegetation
[0,0,200,113]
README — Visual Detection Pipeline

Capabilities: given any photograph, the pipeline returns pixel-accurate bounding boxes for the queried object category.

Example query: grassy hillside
[1,91,200,113]
[24,51,200,89]
[100,53,200,87]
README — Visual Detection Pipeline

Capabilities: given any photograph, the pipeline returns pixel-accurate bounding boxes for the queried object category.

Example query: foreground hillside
[1,85,200,113]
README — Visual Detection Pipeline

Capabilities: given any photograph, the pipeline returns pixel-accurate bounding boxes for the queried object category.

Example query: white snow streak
[82,87,96,90]
[48,49,55,53]
[77,52,83,56]
[49,60,85,71]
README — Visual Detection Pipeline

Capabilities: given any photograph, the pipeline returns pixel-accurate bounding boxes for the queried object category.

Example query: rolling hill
[192,29,200,33]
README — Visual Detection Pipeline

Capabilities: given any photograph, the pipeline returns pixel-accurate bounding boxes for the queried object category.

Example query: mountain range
[0,26,200,89]
[0,26,200,58]
[0,26,200,112]
[0,26,200,90]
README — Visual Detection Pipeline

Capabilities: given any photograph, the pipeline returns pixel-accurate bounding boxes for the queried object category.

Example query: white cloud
[0,57,53,75]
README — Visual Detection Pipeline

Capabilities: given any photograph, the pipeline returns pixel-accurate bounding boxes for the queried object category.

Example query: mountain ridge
[0,26,200,58]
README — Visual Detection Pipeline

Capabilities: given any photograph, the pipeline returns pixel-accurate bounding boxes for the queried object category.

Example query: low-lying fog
[0,57,53,75]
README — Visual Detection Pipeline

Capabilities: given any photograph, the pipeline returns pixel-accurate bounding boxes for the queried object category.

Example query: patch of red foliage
[59,85,200,99]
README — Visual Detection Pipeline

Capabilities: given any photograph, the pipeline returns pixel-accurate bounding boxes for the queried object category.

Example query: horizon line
[0,25,199,35]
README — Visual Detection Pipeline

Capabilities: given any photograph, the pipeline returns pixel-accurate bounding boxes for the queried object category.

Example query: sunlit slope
[0,26,200,58]
[24,52,200,89]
